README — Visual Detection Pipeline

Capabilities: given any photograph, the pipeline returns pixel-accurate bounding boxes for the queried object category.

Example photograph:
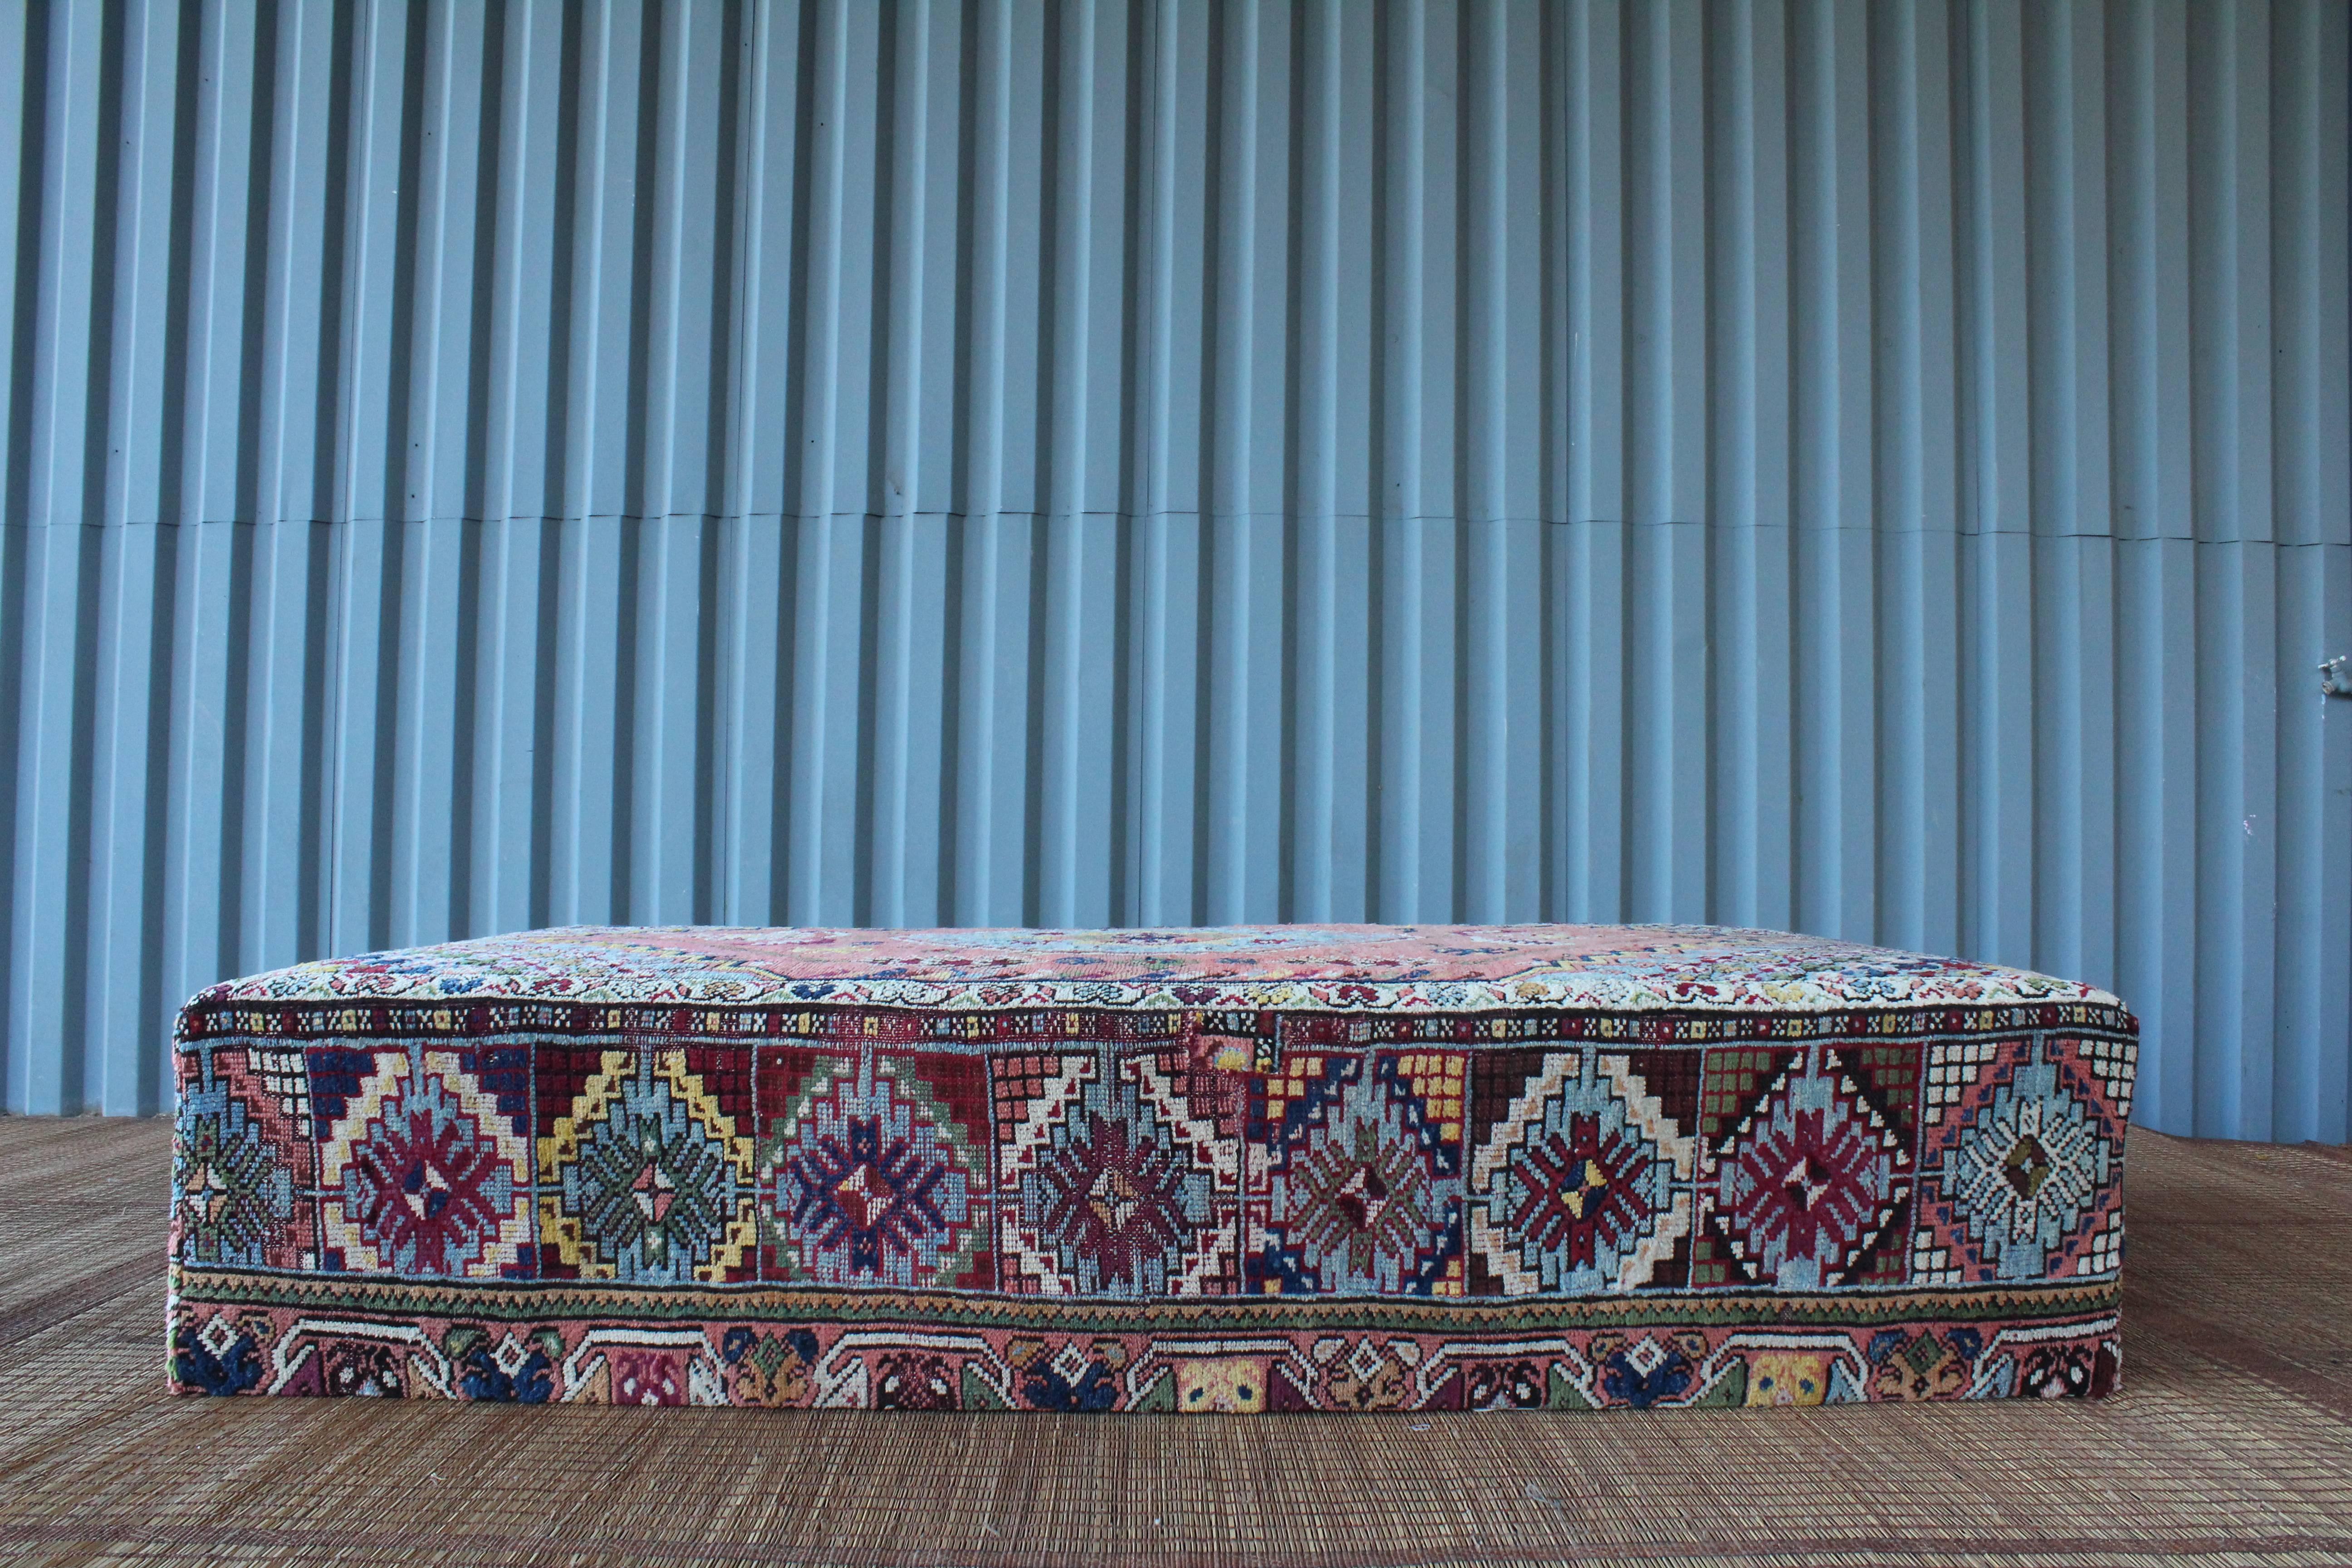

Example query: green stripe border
[173,1265,2118,1334]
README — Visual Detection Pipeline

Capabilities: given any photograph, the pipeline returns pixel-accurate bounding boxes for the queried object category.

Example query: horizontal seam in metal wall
[4,515,2344,544]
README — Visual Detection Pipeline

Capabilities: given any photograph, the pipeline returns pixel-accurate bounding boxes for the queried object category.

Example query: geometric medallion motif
[173,1046,316,1270]
[314,1044,534,1277]
[174,1083,294,1266]
[759,1051,983,1289]
[1468,1049,1695,1295]
[1914,1035,2128,1284]
[1247,1051,1465,1296]
[1696,1045,1914,1290]
[996,1049,1235,1297]
[539,1050,758,1284]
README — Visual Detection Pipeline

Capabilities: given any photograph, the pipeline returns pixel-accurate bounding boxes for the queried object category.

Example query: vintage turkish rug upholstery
[168,924,2136,1412]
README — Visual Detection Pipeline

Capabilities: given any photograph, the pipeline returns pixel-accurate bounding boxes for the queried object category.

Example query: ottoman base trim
[169,1291,2121,1410]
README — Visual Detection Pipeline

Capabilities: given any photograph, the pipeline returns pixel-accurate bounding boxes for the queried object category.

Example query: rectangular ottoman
[168,924,2135,1411]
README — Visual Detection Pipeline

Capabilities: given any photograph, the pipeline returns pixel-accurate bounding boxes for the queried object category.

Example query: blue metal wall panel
[0,0,2345,1140]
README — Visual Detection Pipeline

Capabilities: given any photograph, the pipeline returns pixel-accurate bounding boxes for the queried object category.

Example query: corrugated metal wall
[0,1,2345,1138]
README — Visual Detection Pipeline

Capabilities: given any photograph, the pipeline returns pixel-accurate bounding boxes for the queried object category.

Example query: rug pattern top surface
[193,922,2120,1016]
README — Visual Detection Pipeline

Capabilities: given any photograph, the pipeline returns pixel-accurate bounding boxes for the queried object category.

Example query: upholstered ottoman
[168,925,2134,1411]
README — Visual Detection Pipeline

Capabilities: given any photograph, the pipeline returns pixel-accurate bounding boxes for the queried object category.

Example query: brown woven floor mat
[2,1117,2347,1568]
